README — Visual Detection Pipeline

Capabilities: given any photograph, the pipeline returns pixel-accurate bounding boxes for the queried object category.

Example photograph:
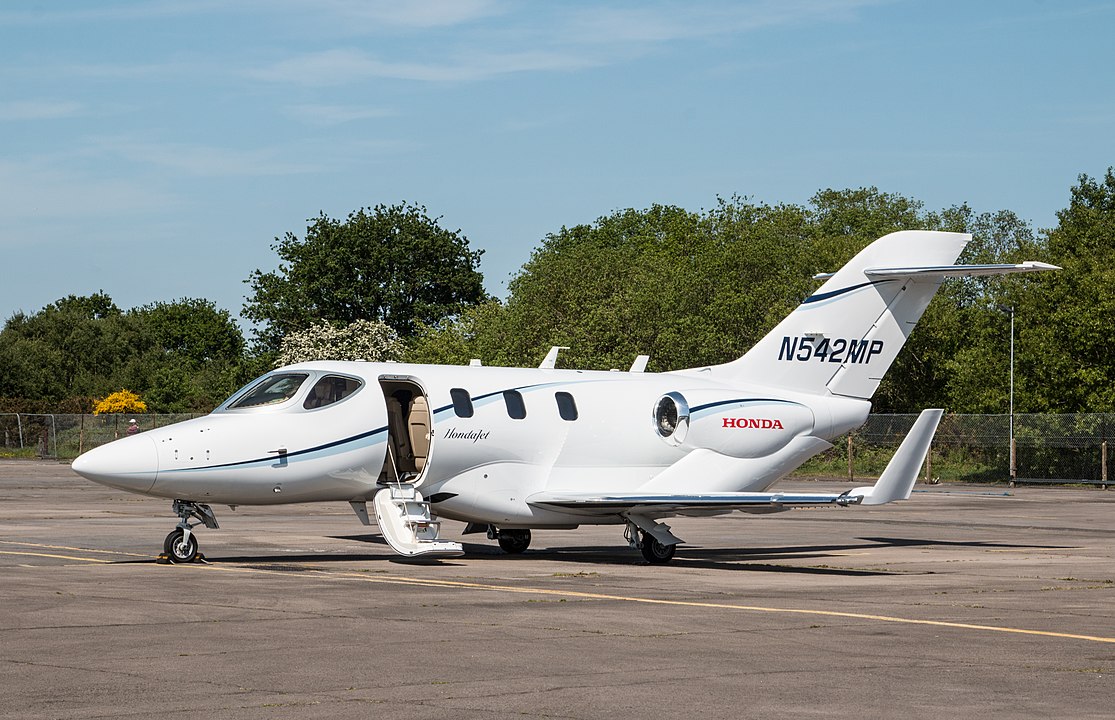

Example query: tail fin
[709,230,1056,400]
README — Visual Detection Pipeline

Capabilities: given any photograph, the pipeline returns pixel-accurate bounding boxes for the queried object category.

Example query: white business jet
[72,231,1056,564]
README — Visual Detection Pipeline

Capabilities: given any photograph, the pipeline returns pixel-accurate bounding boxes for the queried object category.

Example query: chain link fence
[2,412,1111,487]
[0,414,201,460]
[801,413,1113,486]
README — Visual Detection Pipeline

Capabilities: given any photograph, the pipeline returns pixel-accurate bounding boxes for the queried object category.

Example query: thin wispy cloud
[90,137,324,177]
[0,158,181,231]
[0,100,84,121]
[302,0,505,29]
[565,0,885,44]
[250,47,598,85]
[284,103,395,126]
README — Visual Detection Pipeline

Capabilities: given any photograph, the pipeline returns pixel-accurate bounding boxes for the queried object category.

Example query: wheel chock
[156,552,207,565]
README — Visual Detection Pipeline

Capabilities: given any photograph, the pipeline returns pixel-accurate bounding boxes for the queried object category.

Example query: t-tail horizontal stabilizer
[850,408,943,505]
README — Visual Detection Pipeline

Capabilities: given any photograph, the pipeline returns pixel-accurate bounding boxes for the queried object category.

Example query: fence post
[1103,440,1108,490]
[16,413,24,449]
[925,444,933,483]
[847,434,854,482]
[79,414,85,456]
[1009,436,1017,488]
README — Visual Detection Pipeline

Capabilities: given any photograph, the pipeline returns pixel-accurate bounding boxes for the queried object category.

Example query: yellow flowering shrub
[93,390,148,415]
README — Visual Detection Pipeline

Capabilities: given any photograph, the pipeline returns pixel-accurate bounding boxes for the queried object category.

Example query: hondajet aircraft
[72,230,1056,564]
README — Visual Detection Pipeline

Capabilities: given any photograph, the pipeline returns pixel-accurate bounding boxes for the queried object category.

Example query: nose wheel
[161,500,219,564]
[163,528,199,563]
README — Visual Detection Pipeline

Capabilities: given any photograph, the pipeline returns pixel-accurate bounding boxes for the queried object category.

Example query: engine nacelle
[652,390,815,459]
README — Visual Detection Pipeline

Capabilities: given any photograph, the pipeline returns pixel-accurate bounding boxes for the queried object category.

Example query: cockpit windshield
[228,373,309,409]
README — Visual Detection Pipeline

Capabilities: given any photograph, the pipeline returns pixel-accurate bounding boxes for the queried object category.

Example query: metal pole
[847,434,854,482]
[16,413,23,449]
[1009,307,1016,487]
[1103,440,1108,490]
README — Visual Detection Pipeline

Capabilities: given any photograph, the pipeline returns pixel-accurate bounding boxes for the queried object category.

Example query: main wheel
[639,535,676,564]
[164,528,198,563]
[497,529,531,554]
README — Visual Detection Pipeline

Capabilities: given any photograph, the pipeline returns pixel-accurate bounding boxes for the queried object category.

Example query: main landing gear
[496,528,532,554]
[473,525,533,554]
[625,518,680,564]
[162,500,219,563]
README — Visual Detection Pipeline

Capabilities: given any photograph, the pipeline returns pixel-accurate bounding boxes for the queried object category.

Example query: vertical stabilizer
[709,231,970,399]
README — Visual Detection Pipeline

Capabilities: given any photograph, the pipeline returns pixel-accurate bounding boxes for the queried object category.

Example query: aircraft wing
[529,409,944,517]
[527,489,862,515]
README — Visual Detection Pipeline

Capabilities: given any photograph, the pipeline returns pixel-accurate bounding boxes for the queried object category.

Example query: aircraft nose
[72,435,159,494]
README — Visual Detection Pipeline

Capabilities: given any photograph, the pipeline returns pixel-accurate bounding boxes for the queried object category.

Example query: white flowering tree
[276,319,404,366]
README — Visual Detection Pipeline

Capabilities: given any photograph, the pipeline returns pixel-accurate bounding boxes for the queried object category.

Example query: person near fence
[126,419,140,436]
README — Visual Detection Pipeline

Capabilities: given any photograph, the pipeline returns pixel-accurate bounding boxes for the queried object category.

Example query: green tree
[244,202,487,352]
[1009,169,1115,412]
[0,294,250,413]
[407,189,1055,416]
[407,200,820,372]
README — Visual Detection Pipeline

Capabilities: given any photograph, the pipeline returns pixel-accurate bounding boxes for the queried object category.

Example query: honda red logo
[722,417,784,430]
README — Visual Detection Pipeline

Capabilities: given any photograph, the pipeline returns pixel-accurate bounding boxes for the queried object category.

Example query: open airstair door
[373,376,463,558]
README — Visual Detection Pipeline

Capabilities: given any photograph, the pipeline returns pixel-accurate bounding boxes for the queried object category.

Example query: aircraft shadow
[106,534,1072,575]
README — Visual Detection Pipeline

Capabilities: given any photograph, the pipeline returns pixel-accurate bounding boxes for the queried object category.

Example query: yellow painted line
[177,562,1115,646]
[0,550,112,564]
[0,540,148,558]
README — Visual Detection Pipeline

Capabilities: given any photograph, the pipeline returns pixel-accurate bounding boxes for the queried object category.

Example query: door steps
[373,484,464,558]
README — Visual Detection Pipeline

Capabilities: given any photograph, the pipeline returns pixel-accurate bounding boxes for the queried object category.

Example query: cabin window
[229,373,309,409]
[503,390,527,420]
[555,391,578,421]
[450,388,474,418]
[303,375,362,410]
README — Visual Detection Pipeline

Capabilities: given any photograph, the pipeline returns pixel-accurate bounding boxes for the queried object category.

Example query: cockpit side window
[304,375,363,410]
[228,373,309,409]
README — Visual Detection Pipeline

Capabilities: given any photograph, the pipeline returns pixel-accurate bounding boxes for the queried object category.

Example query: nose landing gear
[162,500,219,564]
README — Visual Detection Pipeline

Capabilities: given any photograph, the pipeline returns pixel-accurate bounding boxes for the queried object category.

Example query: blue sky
[2,0,1113,327]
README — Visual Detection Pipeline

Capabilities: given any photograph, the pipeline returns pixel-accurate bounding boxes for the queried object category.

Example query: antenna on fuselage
[539,346,569,369]
[629,355,649,373]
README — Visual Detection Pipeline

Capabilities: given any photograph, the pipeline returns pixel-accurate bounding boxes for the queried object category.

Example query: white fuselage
[74,360,870,528]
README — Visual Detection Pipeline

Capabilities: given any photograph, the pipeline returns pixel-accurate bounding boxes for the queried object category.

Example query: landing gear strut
[164,500,218,563]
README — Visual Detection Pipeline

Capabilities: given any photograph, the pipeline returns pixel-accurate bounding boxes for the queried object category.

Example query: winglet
[850,409,943,505]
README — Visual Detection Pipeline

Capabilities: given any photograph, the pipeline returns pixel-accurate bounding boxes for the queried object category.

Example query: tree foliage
[8,175,1115,416]
[407,187,1062,414]
[243,202,487,352]
[277,319,404,366]
[0,295,249,412]
[1008,170,1115,411]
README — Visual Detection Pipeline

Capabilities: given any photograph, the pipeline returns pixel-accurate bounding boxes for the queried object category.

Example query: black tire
[640,535,676,564]
[165,528,198,563]
[497,529,531,554]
